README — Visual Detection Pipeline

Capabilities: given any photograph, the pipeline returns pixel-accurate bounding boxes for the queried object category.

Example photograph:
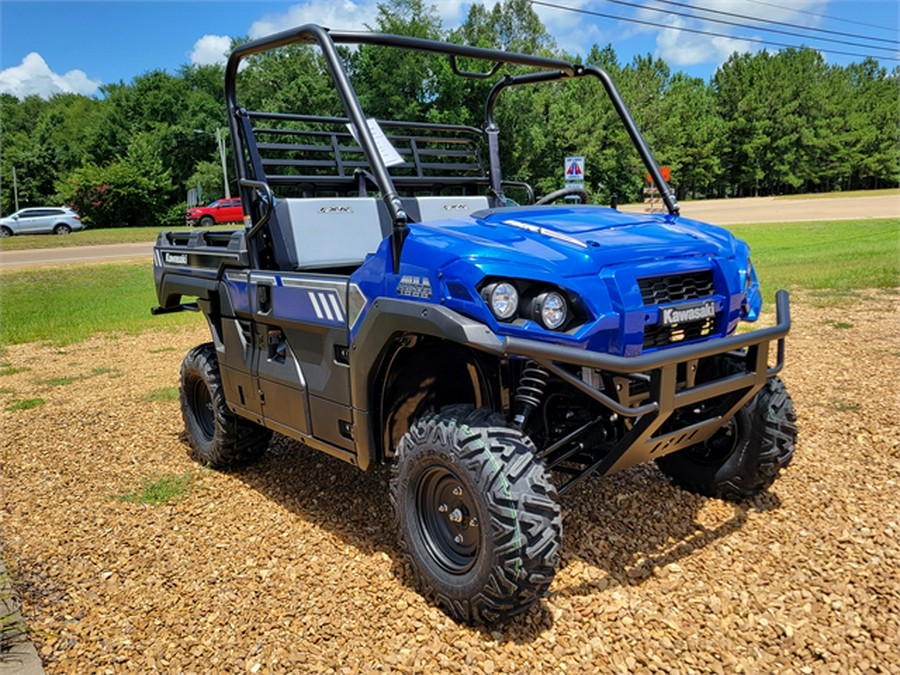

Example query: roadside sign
[646,165,671,185]
[565,156,585,182]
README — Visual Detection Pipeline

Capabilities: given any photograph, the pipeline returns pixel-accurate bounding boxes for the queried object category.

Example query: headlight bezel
[532,290,569,330]
[479,278,577,331]
[485,281,519,321]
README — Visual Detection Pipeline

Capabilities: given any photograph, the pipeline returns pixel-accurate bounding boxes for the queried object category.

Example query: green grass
[726,218,899,300]
[144,386,180,402]
[36,375,81,387]
[91,367,123,377]
[115,473,197,506]
[0,261,199,346]
[0,363,28,376]
[5,398,45,412]
[0,218,896,348]
[0,224,236,251]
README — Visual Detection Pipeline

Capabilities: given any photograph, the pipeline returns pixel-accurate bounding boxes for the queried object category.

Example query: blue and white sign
[564,156,585,182]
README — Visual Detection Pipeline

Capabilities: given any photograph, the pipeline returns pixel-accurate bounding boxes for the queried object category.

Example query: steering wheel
[535,186,589,205]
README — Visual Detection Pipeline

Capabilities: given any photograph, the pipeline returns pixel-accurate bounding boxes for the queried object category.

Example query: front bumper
[501,290,791,482]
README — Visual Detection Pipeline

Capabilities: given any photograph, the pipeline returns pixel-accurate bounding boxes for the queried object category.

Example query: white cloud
[249,1,381,39]
[645,0,829,69]
[248,0,469,40]
[190,34,232,67]
[0,52,101,99]
[654,16,754,67]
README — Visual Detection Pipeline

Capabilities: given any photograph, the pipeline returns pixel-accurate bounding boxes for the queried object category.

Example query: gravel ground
[1,290,898,674]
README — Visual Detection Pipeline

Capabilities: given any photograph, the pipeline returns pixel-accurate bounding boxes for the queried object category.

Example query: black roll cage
[224,24,680,272]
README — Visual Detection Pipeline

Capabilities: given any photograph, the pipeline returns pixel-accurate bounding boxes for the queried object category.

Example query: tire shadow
[227,433,781,641]
[555,464,781,597]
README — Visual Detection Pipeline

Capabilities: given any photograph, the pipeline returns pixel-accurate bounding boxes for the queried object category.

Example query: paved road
[619,193,900,224]
[1,194,896,270]
[0,242,152,270]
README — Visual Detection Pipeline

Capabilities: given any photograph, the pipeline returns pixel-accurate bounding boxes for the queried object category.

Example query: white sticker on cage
[347,118,406,168]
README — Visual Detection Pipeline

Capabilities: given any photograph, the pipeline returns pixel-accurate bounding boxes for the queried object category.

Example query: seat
[272,197,392,271]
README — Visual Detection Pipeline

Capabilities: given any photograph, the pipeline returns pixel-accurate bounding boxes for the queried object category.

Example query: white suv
[0,207,85,236]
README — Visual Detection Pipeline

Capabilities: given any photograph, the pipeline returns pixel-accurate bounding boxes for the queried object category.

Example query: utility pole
[216,128,230,199]
[12,166,19,211]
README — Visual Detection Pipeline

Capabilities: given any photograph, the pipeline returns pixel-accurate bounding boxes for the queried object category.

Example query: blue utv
[153,25,797,624]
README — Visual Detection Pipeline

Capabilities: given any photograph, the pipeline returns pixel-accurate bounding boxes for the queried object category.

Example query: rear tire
[180,343,271,468]
[390,404,561,624]
[655,376,797,501]
[53,224,71,235]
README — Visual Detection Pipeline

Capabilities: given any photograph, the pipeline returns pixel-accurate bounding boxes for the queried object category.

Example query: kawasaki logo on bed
[165,253,188,265]
[660,300,716,326]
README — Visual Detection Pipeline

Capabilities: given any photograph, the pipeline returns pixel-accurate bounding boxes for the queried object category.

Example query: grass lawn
[0,218,897,347]
[726,218,899,297]
[0,224,236,252]
[0,262,198,346]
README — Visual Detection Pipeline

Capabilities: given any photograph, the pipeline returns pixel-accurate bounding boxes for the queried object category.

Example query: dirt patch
[1,292,898,672]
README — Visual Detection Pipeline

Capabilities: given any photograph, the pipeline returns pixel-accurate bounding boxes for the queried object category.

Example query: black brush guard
[502,290,791,494]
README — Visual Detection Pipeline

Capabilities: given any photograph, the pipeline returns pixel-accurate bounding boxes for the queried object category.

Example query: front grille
[643,315,716,349]
[638,270,715,305]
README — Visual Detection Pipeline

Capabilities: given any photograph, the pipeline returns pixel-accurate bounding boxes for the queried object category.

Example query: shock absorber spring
[513,361,549,429]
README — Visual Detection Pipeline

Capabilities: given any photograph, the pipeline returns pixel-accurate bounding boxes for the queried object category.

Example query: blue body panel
[350,205,760,357]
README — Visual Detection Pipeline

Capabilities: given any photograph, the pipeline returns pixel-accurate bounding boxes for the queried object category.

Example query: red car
[186,198,243,226]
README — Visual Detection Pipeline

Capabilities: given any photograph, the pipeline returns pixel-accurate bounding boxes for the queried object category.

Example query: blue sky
[1,0,897,99]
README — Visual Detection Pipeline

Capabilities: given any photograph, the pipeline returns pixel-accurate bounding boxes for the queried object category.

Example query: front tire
[390,405,561,624]
[655,377,797,501]
[180,343,271,468]
[199,215,214,227]
[0,226,12,237]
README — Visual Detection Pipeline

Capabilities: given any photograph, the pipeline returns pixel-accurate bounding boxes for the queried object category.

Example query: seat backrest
[269,195,492,271]
[401,196,491,223]
[272,197,391,270]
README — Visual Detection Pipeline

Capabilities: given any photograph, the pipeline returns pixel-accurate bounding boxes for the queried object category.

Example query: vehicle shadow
[228,433,781,642]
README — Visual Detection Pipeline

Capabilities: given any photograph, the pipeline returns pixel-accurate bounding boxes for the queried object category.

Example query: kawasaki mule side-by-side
[153,25,797,624]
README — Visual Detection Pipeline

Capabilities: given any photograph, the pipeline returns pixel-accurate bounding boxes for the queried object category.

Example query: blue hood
[406,205,737,277]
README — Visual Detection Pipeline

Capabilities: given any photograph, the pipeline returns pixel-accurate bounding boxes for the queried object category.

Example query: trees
[1,2,896,223]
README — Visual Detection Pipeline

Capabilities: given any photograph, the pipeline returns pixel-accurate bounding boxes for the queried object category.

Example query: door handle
[256,284,272,313]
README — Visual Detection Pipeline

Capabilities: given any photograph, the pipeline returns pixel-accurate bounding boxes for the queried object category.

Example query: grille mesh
[643,316,716,349]
[638,270,715,306]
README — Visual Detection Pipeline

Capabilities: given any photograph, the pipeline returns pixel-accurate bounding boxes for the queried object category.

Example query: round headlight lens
[489,282,519,320]
[538,291,568,330]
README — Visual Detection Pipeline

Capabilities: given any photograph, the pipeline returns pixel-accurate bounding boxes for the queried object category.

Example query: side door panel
[17,210,44,233]
[249,272,353,450]
[217,271,264,423]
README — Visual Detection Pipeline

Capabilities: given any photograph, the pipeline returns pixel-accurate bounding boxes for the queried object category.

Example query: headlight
[484,281,519,321]
[534,291,568,330]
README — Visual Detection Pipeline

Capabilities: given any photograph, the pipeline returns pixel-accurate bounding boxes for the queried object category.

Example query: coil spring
[515,362,550,410]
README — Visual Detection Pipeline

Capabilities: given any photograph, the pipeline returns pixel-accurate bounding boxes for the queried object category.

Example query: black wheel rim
[415,466,480,575]
[189,378,216,440]
[687,417,739,464]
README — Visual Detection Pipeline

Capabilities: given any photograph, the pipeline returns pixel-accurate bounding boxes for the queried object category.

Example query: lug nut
[452,486,463,496]
[454,534,464,544]
[438,503,448,513]
[469,517,478,528]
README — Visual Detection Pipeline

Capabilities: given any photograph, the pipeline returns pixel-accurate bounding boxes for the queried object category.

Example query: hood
[406,205,737,277]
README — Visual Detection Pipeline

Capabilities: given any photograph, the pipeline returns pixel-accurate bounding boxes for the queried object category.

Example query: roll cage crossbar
[224,24,680,271]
